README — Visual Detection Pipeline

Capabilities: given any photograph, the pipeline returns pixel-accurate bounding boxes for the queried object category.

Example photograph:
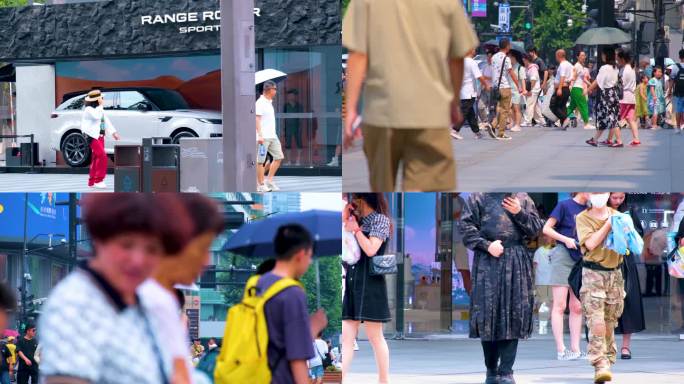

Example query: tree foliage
[515,0,586,60]
[0,0,28,7]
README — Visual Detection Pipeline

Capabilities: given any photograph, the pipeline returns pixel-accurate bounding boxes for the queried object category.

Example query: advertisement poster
[472,0,487,17]
[0,193,70,242]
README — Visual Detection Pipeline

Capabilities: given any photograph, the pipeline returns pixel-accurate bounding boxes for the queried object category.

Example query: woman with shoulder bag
[608,193,645,360]
[342,193,392,384]
[460,193,544,384]
[81,89,120,189]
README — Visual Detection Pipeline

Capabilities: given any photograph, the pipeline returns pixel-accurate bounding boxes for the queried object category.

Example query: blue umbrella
[223,210,342,258]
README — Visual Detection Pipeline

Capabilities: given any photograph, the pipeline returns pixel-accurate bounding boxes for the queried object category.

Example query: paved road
[343,126,684,192]
[0,174,341,192]
[346,337,683,383]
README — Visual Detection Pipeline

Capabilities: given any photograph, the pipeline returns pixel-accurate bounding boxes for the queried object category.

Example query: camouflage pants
[579,268,625,368]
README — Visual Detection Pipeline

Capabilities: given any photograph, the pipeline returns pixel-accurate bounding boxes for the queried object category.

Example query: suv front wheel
[61,132,91,167]
[171,129,198,144]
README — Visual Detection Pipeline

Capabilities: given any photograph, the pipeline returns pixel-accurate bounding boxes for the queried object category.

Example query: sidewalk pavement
[342,126,684,192]
[0,174,340,192]
[346,337,683,383]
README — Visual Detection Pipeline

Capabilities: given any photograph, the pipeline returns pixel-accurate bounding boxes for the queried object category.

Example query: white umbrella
[649,58,675,67]
[255,69,287,85]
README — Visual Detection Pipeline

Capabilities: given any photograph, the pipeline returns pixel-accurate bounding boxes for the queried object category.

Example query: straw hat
[84,89,103,102]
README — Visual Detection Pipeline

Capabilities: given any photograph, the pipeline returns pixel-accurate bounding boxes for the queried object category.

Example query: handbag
[568,259,583,299]
[369,253,397,276]
[492,55,507,102]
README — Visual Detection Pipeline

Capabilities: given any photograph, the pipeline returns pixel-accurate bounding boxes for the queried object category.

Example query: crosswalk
[0,174,341,193]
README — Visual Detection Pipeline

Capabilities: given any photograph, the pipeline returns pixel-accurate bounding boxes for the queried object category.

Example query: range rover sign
[0,0,340,61]
[140,8,262,34]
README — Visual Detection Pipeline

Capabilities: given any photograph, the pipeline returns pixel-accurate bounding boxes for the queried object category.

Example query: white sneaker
[353,339,360,351]
[450,131,464,140]
[266,181,280,191]
[510,125,522,132]
[93,182,107,189]
[584,123,596,130]
[257,184,272,192]
[327,158,339,167]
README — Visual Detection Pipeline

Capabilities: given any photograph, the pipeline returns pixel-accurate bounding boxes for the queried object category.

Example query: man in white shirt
[566,51,593,130]
[491,38,522,140]
[670,49,684,132]
[256,81,285,192]
[522,55,544,126]
[452,49,490,140]
[550,49,573,129]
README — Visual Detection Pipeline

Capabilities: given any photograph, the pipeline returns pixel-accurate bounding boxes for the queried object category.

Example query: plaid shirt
[361,211,390,241]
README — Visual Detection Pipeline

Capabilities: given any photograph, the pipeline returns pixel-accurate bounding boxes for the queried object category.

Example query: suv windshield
[141,89,191,110]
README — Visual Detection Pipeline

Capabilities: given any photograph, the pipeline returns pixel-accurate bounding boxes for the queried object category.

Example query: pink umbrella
[2,329,19,338]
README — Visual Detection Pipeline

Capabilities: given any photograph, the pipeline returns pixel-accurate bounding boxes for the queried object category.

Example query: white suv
[50,87,223,167]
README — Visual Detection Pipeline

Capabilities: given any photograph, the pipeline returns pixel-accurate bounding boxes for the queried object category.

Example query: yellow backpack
[214,274,303,384]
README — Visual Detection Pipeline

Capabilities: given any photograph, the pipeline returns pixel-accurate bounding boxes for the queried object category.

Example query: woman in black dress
[342,193,392,384]
[608,192,646,360]
[461,193,544,384]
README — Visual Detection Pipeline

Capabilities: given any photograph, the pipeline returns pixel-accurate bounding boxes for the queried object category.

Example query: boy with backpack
[215,224,328,384]
[671,49,684,132]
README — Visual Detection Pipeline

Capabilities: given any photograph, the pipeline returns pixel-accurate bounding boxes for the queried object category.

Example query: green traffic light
[525,22,532,30]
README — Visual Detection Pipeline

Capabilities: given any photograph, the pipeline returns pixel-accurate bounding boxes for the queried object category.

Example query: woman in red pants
[81,89,120,188]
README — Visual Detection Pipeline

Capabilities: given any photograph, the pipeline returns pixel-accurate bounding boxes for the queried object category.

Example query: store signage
[140,8,262,34]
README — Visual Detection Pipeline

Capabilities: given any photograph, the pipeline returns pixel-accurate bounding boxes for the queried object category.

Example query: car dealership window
[259,45,342,168]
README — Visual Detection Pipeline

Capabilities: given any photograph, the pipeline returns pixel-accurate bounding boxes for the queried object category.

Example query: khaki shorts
[262,138,284,161]
[362,125,456,191]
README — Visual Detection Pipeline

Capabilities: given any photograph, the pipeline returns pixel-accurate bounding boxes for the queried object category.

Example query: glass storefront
[259,45,342,169]
[383,193,684,337]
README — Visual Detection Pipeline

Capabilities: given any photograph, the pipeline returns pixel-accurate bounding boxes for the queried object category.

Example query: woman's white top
[596,64,619,90]
[81,105,117,139]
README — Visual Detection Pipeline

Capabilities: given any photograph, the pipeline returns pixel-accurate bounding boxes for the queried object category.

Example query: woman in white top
[585,47,621,147]
[509,53,527,132]
[81,89,120,189]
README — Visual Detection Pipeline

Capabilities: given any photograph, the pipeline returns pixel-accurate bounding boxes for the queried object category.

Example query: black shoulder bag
[369,239,397,276]
[492,55,507,102]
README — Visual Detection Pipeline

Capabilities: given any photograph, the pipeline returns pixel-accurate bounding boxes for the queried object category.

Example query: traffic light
[524,21,532,30]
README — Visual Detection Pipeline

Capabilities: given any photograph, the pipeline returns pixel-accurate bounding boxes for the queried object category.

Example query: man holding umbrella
[256,80,285,192]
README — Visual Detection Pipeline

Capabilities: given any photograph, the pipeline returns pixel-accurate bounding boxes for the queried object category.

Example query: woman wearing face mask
[607,193,645,360]
[542,193,589,360]
[342,193,392,384]
[575,192,627,383]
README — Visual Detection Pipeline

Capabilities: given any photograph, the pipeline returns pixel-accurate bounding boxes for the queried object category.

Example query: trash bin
[114,145,142,192]
[142,140,180,192]
[179,138,224,193]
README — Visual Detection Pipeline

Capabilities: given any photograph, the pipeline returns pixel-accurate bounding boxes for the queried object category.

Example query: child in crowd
[635,74,649,128]
[648,67,666,129]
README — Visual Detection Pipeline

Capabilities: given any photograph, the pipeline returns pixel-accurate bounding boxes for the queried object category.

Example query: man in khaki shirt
[342,0,479,192]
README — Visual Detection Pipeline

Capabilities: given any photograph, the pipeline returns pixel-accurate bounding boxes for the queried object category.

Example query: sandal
[610,142,624,148]
[620,347,632,360]
[586,138,598,147]
[629,140,641,146]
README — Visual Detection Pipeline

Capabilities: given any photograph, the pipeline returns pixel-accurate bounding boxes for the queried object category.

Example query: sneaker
[565,350,586,360]
[554,121,561,128]
[353,339,360,351]
[496,134,512,141]
[510,125,522,132]
[498,374,516,384]
[93,181,107,189]
[257,184,272,192]
[266,181,280,191]
[562,119,571,129]
[451,131,464,140]
[594,367,612,383]
[484,372,499,384]
[584,123,596,130]
[486,124,497,139]
[586,138,598,147]
[557,349,572,360]
[326,158,339,167]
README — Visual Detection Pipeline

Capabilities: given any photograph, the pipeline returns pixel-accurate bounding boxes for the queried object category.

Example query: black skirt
[342,236,391,323]
[615,253,646,334]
